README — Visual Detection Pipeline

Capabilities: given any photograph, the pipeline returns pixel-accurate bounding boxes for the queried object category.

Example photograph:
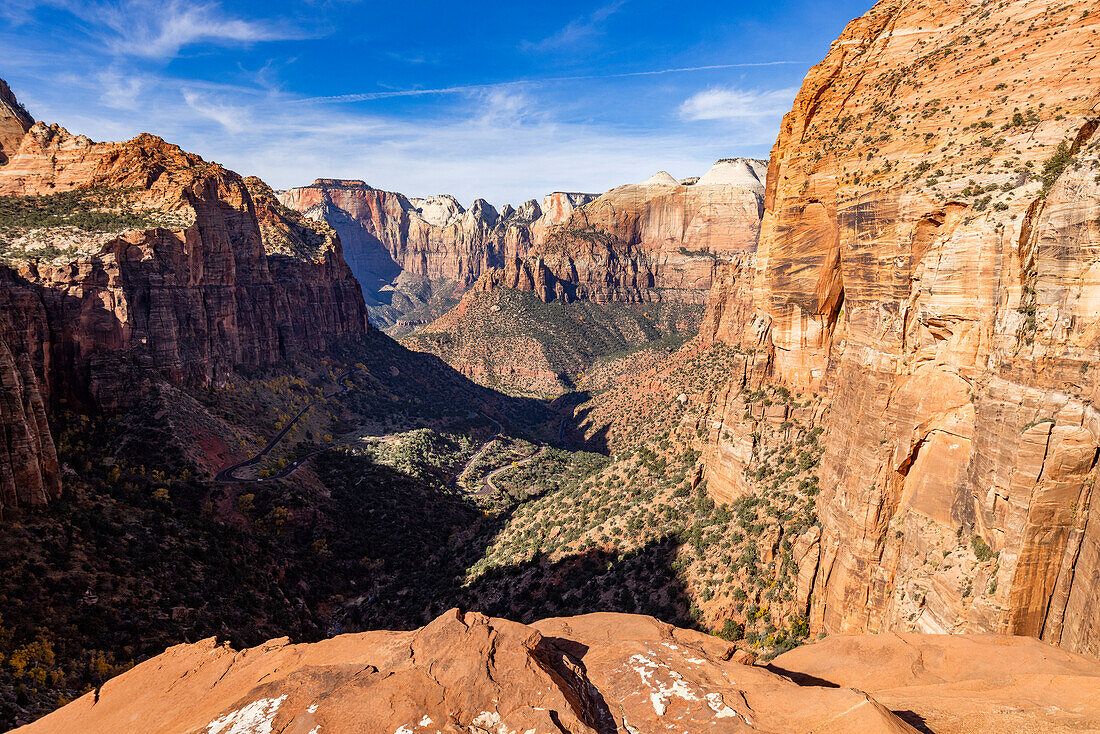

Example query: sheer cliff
[697,0,1100,657]
[0,106,368,514]
[278,179,595,331]
[401,161,768,395]
[479,159,767,305]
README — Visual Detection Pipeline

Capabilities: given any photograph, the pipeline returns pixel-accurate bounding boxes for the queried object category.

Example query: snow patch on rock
[205,695,287,734]
[628,653,698,715]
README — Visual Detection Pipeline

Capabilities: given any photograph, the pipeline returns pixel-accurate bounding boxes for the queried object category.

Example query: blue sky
[1,0,871,205]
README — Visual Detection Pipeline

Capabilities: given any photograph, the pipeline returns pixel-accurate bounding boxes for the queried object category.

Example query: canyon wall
[699,0,1100,657]
[278,180,595,329]
[478,159,767,305]
[0,78,33,164]
[282,160,766,333]
[0,112,368,514]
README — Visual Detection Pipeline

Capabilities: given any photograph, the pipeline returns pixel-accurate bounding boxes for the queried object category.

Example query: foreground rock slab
[20,609,1100,733]
[17,610,915,733]
[771,633,1100,734]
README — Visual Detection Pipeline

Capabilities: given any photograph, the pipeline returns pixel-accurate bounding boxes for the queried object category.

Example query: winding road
[474,446,549,496]
[214,369,357,483]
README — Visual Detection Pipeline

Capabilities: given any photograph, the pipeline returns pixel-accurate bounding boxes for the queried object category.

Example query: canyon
[3,0,1100,727]
[278,159,765,332]
[0,117,368,514]
[398,159,768,394]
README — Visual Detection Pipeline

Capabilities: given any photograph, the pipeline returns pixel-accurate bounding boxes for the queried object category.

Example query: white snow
[205,695,287,734]
[627,653,698,716]
[418,716,433,726]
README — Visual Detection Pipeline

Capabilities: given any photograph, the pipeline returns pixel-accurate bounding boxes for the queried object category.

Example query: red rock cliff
[278,180,567,294]
[701,0,1100,657]
[478,159,767,305]
[0,120,368,513]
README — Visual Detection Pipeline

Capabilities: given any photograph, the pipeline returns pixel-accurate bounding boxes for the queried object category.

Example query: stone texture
[698,0,1100,658]
[278,180,589,322]
[16,610,921,734]
[0,77,33,165]
[771,633,1100,734]
[0,124,368,514]
[480,159,768,305]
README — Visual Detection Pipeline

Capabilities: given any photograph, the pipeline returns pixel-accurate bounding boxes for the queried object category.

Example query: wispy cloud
[181,90,252,133]
[22,0,307,59]
[679,86,798,121]
[98,68,145,110]
[303,62,807,104]
[524,0,628,52]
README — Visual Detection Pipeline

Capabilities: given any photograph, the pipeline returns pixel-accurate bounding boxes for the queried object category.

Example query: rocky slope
[278,179,596,331]
[0,88,368,514]
[695,0,1100,658]
[403,287,699,396]
[19,610,1100,734]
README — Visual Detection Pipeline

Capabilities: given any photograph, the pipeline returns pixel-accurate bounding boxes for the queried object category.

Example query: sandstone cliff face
[700,0,1100,657]
[283,162,766,329]
[0,78,33,165]
[403,163,768,395]
[478,159,767,305]
[278,180,593,329]
[0,122,368,513]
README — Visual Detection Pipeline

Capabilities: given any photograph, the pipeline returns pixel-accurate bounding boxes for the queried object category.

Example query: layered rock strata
[278,179,597,327]
[0,114,368,513]
[699,0,1100,658]
[0,78,33,165]
[478,159,768,305]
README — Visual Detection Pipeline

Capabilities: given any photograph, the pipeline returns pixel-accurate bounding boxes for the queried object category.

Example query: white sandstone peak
[640,171,679,186]
[697,159,768,189]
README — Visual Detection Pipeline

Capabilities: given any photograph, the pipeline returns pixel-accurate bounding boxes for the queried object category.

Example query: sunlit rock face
[282,162,767,320]
[278,179,595,329]
[698,0,1100,657]
[0,78,33,165]
[478,159,768,305]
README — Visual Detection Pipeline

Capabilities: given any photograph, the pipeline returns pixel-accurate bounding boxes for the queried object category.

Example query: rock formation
[478,159,768,305]
[770,632,1100,734]
[282,161,768,336]
[278,179,598,329]
[697,0,1100,658]
[0,78,33,165]
[0,106,368,514]
[19,610,1100,734]
[400,161,769,394]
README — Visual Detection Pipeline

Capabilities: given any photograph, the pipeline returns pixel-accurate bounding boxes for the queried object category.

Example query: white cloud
[679,86,798,121]
[181,90,252,133]
[524,0,628,52]
[47,0,303,59]
[98,69,145,110]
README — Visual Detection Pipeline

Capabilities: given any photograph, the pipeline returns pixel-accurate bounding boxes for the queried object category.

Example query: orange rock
[698,0,1100,657]
[771,633,1100,734]
[0,115,368,513]
[17,610,922,733]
